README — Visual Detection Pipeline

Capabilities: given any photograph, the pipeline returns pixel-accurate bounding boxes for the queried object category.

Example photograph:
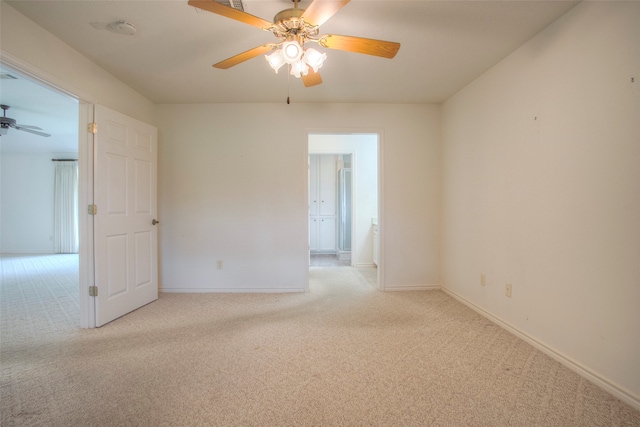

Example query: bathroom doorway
[308,133,380,288]
[308,153,352,267]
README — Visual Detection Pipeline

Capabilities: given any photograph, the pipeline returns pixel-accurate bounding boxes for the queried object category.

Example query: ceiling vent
[217,0,244,12]
[107,20,137,36]
[0,73,18,80]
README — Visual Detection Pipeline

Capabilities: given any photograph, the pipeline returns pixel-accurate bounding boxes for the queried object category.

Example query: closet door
[318,217,336,252]
[309,154,337,254]
[318,155,337,216]
[309,217,319,251]
[309,156,319,216]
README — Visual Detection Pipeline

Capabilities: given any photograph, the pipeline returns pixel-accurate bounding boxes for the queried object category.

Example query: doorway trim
[305,129,384,290]
[1,51,96,327]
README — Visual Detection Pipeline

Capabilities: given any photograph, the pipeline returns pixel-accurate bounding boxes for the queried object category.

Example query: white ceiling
[1,0,579,152]
[5,0,579,104]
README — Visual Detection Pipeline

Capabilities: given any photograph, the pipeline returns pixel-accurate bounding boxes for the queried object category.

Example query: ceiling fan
[188,0,401,87]
[0,105,51,137]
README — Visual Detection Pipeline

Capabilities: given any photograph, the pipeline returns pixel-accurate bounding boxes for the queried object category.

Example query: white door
[309,217,319,251]
[319,217,336,252]
[309,154,337,254]
[318,155,337,216]
[93,105,158,327]
[309,156,319,216]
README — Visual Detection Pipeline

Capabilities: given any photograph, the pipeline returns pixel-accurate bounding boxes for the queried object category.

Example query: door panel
[318,155,336,216]
[309,156,319,216]
[319,217,336,252]
[106,234,128,297]
[107,154,127,214]
[135,231,152,287]
[135,160,152,213]
[309,217,319,251]
[94,105,158,327]
[309,154,337,254]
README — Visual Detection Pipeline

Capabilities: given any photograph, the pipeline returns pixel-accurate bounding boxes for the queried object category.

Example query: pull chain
[287,66,291,104]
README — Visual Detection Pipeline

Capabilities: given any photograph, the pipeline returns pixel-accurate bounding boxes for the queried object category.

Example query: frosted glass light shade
[265,44,327,79]
[282,41,303,63]
[289,60,309,78]
[303,48,327,73]
[265,50,286,73]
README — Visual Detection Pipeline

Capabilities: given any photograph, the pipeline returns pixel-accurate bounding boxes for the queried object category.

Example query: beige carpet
[1,254,639,426]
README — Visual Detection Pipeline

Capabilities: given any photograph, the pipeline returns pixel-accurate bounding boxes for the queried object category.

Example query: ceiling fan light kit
[265,49,286,72]
[187,0,400,87]
[303,48,327,73]
[290,59,309,78]
[282,40,303,63]
[265,41,327,77]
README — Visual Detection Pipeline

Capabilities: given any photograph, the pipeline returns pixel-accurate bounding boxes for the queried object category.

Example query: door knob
[152,219,159,225]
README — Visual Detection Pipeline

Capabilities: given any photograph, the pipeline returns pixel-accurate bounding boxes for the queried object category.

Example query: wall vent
[216,0,244,12]
[0,73,18,80]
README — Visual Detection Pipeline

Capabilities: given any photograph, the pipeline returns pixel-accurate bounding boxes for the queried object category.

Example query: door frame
[1,52,96,327]
[306,129,384,290]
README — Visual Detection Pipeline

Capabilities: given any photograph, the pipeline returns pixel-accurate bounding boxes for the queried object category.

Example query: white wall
[0,152,80,253]
[157,103,441,292]
[309,133,378,267]
[441,1,640,406]
[0,154,55,253]
[0,1,156,125]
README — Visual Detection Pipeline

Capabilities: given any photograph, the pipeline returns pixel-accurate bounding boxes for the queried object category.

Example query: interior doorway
[0,60,86,326]
[308,133,380,289]
[309,153,352,267]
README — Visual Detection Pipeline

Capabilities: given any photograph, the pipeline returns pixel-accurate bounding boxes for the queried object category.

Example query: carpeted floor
[1,254,639,426]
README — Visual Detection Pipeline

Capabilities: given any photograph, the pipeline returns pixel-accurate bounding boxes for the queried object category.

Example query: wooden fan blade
[319,34,400,59]
[188,0,273,30]
[302,69,323,87]
[301,0,350,27]
[213,44,277,69]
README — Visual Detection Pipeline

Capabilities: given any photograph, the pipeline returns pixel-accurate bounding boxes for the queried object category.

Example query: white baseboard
[383,284,441,291]
[441,286,640,411]
[353,262,376,268]
[160,287,305,294]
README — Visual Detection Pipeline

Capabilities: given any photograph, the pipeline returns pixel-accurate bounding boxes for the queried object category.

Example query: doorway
[0,60,89,326]
[308,133,380,289]
[309,153,352,267]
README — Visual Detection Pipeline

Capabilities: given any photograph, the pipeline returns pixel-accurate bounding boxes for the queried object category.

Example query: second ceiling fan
[188,0,401,87]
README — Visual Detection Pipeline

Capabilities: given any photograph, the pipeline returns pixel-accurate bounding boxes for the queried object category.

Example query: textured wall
[442,1,640,405]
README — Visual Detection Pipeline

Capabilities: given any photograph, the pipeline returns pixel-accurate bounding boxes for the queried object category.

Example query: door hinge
[88,204,97,215]
[89,286,98,297]
[88,122,98,134]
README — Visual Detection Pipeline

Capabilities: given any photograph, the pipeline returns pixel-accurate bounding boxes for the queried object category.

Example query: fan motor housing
[274,8,303,24]
[272,8,318,40]
[0,117,16,127]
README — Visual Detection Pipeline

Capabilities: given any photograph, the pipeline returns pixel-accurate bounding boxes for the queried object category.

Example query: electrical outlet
[505,284,512,298]
[481,274,486,286]
[216,260,223,270]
